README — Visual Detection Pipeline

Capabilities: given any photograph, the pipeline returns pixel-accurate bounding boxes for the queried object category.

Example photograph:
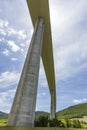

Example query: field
[0,119,87,130]
[77,116,87,123]
[0,119,7,127]
[0,127,87,130]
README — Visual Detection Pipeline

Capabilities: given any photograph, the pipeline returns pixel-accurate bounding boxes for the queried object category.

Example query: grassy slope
[35,111,49,119]
[36,103,87,119]
[1,103,87,120]
[0,112,8,119]
[0,119,7,127]
[57,103,87,119]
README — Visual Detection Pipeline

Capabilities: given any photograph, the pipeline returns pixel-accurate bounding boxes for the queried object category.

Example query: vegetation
[49,117,65,127]
[0,128,83,130]
[0,112,8,119]
[0,119,7,127]
[0,117,87,129]
[35,111,49,119]
[34,115,87,129]
[34,115,49,127]
[1,103,87,129]
[56,103,87,119]
[1,103,87,120]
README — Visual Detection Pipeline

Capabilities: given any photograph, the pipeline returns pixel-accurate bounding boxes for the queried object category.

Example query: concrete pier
[7,17,44,127]
[50,90,56,120]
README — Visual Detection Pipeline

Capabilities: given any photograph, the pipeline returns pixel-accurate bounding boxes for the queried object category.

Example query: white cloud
[8,28,26,40]
[73,98,87,104]
[7,40,20,52]
[0,19,27,40]
[2,49,10,56]
[0,19,27,53]
[0,19,8,36]
[7,28,17,35]
[0,19,8,28]
[11,58,17,61]
[17,30,26,39]
[0,38,4,42]
[20,43,25,47]
[20,48,24,52]
[0,71,20,88]
[0,28,6,35]
[0,89,16,113]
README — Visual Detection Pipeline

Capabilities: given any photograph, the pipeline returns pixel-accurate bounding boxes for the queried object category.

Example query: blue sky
[0,0,87,113]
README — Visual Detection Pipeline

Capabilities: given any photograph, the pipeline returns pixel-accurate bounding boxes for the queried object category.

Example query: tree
[34,115,49,127]
[49,118,65,127]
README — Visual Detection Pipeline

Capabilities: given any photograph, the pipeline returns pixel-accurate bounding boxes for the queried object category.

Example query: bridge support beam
[50,90,56,120]
[7,17,44,127]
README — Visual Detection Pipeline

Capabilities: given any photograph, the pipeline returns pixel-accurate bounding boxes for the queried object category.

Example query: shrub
[34,115,49,127]
[49,118,65,127]
[72,120,81,128]
[65,118,72,128]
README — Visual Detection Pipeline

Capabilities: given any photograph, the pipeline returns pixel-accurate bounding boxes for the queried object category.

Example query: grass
[0,119,87,129]
[0,127,87,130]
[0,119,7,127]
[57,103,87,119]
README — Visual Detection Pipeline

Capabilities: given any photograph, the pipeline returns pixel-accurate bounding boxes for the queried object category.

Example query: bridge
[7,0,56,127]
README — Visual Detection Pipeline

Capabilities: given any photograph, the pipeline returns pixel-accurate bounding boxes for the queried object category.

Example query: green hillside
[57,103,87,119]
[0,103,87,120]
[0,111,8,119]
[35,103,87,119]
[35,111,49,119]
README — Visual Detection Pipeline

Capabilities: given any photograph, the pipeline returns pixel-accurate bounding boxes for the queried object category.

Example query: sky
[0,0,87,113]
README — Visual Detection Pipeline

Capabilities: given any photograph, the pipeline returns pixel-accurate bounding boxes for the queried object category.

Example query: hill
[0,111,49,120]
[35,103,87,119]
[0,103,87,120]
[57,103,87,119]
[35,111,49,119]
[0,111,8,119]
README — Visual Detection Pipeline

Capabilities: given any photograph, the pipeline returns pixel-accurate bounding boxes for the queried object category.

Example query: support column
[7,17,44,127]
[50,90,56,120]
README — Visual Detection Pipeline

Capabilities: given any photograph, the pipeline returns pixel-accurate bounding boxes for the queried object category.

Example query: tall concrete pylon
[50,90,56,119]
[7,17,44,127]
